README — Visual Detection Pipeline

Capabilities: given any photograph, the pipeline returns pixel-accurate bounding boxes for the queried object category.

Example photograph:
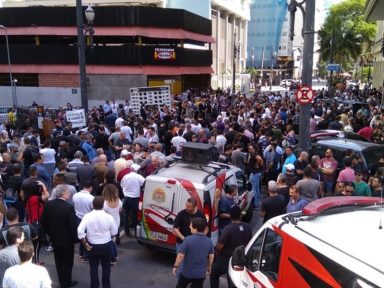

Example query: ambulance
[228,196,384,288]
[136,142,254,252]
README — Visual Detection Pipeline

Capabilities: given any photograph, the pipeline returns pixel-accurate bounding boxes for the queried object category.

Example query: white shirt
[120,172,145,198]
[39,148,56,164]
[111,102,119,115]
[120,125,133,142]
[171,136,186,152]
[77,209,118,245]
[215,134,227,153]
[73,191,94,219]
[103,200,123,229]
[3,262,52,288]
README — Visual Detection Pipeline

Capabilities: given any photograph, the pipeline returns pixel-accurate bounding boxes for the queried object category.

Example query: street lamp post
[12,79,17,108]
[232,31,240,95]
[76,1,95,114]
[0,25,16,108]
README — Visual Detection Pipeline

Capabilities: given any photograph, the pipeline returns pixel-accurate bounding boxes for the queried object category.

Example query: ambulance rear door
[140,177,181,248]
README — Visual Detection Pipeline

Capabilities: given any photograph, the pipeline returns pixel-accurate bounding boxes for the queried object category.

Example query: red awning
[3,26,215,43]
[0,64,213,75]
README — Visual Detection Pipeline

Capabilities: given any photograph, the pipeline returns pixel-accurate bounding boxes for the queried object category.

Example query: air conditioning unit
[182,142,214,165]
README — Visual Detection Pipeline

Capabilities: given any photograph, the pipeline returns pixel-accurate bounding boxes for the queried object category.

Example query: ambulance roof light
[302,197,384,216]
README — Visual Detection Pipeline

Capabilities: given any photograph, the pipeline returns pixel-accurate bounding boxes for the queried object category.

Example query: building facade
[1,0,250,107]
[0,5,213,108]
[364,0,384,90]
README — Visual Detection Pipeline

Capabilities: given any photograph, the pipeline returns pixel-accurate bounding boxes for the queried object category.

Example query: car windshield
[363,146,384,168]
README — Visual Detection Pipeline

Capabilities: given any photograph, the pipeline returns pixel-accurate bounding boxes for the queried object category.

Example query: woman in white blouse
[102,184,122,265]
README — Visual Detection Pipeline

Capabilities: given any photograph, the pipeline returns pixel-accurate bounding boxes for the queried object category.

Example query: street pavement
[39,212,263,288]
[38,182,268,288]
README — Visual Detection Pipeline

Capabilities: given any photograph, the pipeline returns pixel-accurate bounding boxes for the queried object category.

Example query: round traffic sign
[296,85,314,105]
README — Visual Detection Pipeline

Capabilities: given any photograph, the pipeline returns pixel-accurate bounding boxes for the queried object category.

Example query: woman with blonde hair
[102,184,122,265]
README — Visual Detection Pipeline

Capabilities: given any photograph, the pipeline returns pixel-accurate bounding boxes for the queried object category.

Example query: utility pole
[327,26,335,94]
[76,0,89,113]
[232,30,240,95]
[289,0,316,152]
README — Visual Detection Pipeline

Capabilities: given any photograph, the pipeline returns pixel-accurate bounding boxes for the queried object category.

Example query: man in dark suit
[41,184,78,288]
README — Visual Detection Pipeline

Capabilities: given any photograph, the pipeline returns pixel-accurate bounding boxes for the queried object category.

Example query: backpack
[25,195,45,241]
[24,146,38,167]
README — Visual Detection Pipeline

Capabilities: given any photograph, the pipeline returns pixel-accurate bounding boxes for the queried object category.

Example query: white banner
[66,109,86,128]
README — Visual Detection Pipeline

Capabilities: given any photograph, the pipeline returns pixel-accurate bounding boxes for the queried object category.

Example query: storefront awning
[0,64,213,75]
[3,26,215,43]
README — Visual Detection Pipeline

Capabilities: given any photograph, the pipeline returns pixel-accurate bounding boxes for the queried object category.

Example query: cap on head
[285,163,295,171]
[120,149,130,157]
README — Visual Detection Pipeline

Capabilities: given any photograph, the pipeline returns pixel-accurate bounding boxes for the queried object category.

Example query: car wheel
[241,202,254,223]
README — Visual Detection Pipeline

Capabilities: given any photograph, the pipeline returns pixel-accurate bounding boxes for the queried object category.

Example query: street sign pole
[299,0,315,152]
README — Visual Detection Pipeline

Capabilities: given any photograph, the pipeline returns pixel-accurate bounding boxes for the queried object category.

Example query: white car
[228,197,384,288]
[280,79,299,88]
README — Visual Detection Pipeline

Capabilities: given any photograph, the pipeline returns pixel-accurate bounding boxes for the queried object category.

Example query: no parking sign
[296,85,315,105]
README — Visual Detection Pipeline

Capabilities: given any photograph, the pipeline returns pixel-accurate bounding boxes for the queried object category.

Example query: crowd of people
[0,84,382,287]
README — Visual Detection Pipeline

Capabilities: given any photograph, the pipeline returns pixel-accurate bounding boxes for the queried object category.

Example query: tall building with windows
[247,0,327,85]
[247,0,289,85]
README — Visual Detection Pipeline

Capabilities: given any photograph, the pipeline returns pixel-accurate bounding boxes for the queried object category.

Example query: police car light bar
[302,197,384,216]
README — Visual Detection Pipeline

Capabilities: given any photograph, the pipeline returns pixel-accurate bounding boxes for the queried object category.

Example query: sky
[325,0,344,9]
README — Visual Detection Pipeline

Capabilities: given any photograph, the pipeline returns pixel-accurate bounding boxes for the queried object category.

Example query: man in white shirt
[114,114,125,128]
[171,130,186,153]
[120,165,145,237]
[78,196,117,288]
[120,122,133,143]
[73,180,94,262]
[3,240,52,288]
[215,129,227,154]
[110,100,119,116]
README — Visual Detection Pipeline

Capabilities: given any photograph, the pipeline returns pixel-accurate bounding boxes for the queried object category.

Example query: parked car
[310,130,372,143]
[228,197,384,288]
[309,138,384,181]
[280,79,299,88]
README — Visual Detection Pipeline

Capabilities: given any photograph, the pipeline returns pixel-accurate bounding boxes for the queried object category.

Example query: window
[235,171,246,195]
[245,229,282,281]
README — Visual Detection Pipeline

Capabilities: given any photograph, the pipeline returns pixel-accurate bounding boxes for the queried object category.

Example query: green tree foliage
[318,0,376,72]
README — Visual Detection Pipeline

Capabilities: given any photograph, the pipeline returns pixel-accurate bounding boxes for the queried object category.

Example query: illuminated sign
[154,48,176,60]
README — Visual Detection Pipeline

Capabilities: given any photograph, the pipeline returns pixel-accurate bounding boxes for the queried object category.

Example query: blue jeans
[88,241,112,288]
[324,180,335,196]
[111,237,117,261]
[175,242,184,279]
[250,172,261,209]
